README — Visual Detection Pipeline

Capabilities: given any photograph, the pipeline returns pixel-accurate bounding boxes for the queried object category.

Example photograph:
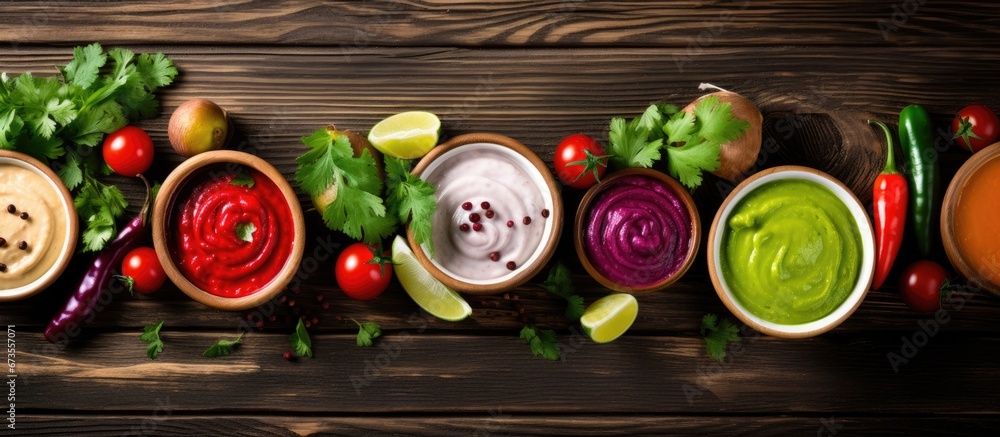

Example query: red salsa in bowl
[153,151,305,311]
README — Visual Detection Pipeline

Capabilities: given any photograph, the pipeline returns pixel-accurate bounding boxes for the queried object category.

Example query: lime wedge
[368,111,441,159]
[580,293,638,343]
[391,235,472,322]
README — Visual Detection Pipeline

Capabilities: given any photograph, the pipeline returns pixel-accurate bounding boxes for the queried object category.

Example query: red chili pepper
[870,120,908,290]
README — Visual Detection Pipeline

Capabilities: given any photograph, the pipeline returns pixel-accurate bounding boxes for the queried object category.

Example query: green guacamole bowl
[707,166,875,338]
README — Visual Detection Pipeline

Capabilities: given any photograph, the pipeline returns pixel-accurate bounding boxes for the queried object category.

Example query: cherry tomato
[121,247,166,294]
[103,126,154,176]
[952,104,1000,153]
[554,134,608,189]
[898,260,950,313]
[335,243,392,300]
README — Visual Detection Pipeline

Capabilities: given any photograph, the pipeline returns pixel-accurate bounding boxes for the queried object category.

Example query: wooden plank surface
[2,0,1000,435]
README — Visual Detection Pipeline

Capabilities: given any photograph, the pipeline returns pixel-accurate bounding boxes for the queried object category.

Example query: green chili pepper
[898,105,940,256]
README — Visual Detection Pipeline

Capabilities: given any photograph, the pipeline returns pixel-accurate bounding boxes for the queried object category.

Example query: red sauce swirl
[173,170,293,298]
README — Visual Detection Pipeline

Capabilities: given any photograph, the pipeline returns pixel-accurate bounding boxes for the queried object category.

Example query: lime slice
[368,111,441,159]
[580,294,638,343]
[391,235,472,322]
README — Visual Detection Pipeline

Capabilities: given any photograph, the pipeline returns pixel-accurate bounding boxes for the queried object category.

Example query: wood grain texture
[1,1,998,48]
[13,332,1000,414]
[14,414,1000,436]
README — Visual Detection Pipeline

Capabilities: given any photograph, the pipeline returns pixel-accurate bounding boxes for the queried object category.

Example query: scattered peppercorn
[506,261,516,270]
[459,223,470,232]
[18,241,27,250]
[0,237,5,247]
[6,205,15,214]
[322,302,330,309]
[19,212,28,220]
[506,220,514,228]
[462,201,473,210]
[481,201,491,210]
[489,252,500,262]
[283,351,293,361]
[0,264,6,272]
[472,223,483,231]
[288,299,296,307]
[522,216,531,225]
[485,210,495,219]
[316,294,324,302]
[541,209,549,218]
[469,213,481,223]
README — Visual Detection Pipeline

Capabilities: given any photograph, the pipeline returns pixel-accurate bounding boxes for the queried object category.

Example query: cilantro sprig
[701,314,741,362]
[289,319,313,358]
[0,43,177,251]
[385,156,437,257]
[140,321,165,360]
[295,127,397,245]
[354,320,382,347]
[540,263,585,322]
[203,333,244,358]
[520,324,560,361]
[607,96,749,189]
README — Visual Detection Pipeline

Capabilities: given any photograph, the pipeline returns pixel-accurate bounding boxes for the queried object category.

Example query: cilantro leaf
[136,52,179,91]
[384,156,438,257]
[74,176,127,252]
[691,95,750,145]
[290,318,313,358]
[57,150,84,190]
[520,324,560,361]
[60,43,107,89]
[230,171,255,188]
[700,314,741,362]
[0,108,25,150]
[295,128,399,245]
[607,116,663,168]
[664,139,721,189]
[203,333,245,358]
[235,222,256,243]
[662,96,748,189]
[140,321,164,360]
[541,262,585,321]
[354,320,382,347]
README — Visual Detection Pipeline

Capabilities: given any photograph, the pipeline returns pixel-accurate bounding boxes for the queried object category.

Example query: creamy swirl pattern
[585,175,691,287]
[426,147,547,281]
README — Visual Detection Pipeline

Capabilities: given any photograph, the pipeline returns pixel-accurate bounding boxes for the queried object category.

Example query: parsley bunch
[608,96,750,189]
[0,43,177,251]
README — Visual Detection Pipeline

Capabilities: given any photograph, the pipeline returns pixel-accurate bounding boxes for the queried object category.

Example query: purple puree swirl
[585,175,691,287]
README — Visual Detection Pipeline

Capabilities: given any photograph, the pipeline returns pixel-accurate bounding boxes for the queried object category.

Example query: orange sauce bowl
[942,141,1000,296]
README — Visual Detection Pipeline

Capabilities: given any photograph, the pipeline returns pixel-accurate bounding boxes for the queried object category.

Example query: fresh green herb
[140,321,164,360]
[385,156,437,257]
[606,97,749,189]
[0,43,177,251]
[203,333,244,358]
[540,262,584,321]
[230,171,255,188]
[235,222,256,243]
[289,318,313,358]
[520,324,560,361]
[294,127,397,245]
[700,314,741,362]
[354,320,382,347]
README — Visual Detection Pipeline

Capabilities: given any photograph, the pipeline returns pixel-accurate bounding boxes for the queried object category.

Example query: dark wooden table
[3,1,1000,435]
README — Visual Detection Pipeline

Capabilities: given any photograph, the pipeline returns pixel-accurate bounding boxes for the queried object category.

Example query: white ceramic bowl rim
[712,169,875,334]
[418,142,556,285]
[0,156,76,299]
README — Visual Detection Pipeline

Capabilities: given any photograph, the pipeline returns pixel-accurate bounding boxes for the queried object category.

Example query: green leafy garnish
[230,171,255,188]
[114,275,136,296]
[354,320,382,347]
[540,262,584,321]
[290,318,313,358]
[235,222,256,243]
[0,43,177,251]
[953,115,984,147]
[140,321,164,360]
[294,127,397,245]
[700,314,741,362]
[606,96,749,189]
[520,324,560,361]
[203,333,244,358]
[385,156,437,257]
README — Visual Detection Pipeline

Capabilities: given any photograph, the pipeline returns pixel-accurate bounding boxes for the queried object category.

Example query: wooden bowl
[407,133,563,295]
[707,166,875,338]
[0,150,78,302]
[152,151,306,310]
[573,168,700,294]
[942,141,1000,296]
